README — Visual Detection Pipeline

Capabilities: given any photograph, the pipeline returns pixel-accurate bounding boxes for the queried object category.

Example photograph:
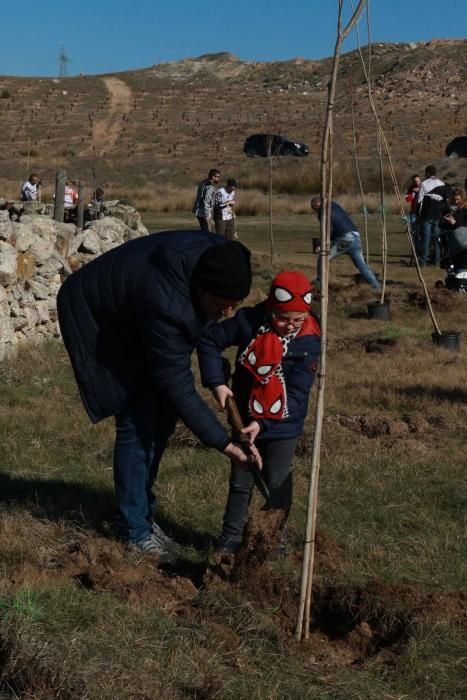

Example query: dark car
[445,136,467,159]
[243,133,309,158]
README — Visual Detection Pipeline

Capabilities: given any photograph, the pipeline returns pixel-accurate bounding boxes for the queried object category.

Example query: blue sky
[0,0,465,76]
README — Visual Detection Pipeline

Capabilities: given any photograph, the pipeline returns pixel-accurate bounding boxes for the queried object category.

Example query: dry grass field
[0,213,465,698]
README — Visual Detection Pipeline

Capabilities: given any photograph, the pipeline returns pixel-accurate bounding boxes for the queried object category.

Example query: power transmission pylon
[57,43,70,78]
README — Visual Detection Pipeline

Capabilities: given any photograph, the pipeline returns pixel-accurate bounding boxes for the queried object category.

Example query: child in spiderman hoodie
[198,271,321,554]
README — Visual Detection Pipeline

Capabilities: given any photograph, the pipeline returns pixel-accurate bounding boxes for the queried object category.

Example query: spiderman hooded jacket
[198,303,320,441]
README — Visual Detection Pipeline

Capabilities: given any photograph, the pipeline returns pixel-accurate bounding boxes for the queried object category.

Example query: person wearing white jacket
[417,165,451,266]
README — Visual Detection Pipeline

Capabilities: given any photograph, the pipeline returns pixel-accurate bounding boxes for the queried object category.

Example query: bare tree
[295,0,367,643]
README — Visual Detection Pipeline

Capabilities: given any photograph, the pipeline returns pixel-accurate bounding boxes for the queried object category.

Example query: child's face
[270,311,307,336]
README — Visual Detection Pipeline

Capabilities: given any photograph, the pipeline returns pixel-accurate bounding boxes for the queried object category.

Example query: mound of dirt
[364,337,398,354]
[407,288,463,311]
[232,508,287,581]
[332,410,430,440]
[207,508,287,584]
[57,537,198,609]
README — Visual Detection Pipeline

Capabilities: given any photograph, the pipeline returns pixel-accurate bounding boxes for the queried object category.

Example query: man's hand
[212,384,233,408]
[241,421,260,443]
[223,441,263,470]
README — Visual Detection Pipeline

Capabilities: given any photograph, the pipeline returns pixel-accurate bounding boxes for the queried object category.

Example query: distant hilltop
[0,39,465,190]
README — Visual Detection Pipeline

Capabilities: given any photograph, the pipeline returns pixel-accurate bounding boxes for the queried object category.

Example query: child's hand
[212,384,233,408]
[241,421,261,444]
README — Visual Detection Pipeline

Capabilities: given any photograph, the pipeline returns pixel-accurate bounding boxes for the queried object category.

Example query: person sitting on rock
[63,181,79,222]
[21,173,40,202]
[87,187,105,221]
[198,271,321,555]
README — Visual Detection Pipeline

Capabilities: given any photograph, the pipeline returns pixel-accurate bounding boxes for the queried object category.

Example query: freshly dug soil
[231,508,287,581]
[332,410,430,440]
[52,537,197,609]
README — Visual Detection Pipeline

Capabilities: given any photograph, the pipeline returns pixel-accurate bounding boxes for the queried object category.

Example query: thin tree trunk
[295,0,367,642]
[376,129,387,303]
[352,0,441,334]
[269,153,274,266]
[351,100,369,263]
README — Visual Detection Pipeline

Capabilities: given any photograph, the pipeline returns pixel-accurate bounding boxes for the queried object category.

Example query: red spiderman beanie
[266,271,313,313]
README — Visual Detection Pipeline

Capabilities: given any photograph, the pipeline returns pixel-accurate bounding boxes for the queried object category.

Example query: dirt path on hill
[93,77,132,153]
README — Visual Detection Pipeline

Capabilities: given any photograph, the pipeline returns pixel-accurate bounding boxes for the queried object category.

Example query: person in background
[91,187,105,205]
[198,271,320,555]
[64,181,79,209]
[310,196,381,290]
[405,174,421,259]
[214,178,237,239]
[417,165,451,267]
[62,181,79,223]
[87,187,106,222]
[439,187,463,258]
[192,169,221,231]
[440,188,467,271]
[21,173,40,201]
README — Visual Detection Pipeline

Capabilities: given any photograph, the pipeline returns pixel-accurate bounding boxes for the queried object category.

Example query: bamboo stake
[350,99,369,263]
[268,145,274,266]
[351,0,441,335]
[376,129,388,303]
[295,0,367,643]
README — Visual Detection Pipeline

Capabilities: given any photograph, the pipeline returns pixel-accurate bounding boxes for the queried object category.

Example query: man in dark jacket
[311,196,380,290]
[57,229,256,559]
[417,165,452,266]
[192,169,221,231]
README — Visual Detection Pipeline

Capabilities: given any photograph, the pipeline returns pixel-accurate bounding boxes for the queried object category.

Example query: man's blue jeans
[113,393,177,543]
[317,232,381,289]
[420,219,441,266]
[409,214,421,257]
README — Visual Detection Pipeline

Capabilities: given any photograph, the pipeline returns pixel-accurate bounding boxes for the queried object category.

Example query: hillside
[0,40,465,192]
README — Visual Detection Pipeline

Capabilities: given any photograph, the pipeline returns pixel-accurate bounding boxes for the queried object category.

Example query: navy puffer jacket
[198,303,320,440]
[57,230,231,450]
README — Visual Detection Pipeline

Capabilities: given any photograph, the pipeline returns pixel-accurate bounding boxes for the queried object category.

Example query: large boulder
[0,211,14,241]
[0,241,17,286]
[0,203,147,359]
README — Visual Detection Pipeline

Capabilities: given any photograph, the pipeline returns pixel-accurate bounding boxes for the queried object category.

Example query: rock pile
[0,202,147,359]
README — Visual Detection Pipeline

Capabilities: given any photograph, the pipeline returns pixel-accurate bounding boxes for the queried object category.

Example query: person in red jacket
[198,271,320,555]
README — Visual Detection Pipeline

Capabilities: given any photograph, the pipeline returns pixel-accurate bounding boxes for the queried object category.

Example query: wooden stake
[53,169,66,223]
[376,129,388,303]
[352,0,441,334]
[77,181,86,230]
[295,0,367,642]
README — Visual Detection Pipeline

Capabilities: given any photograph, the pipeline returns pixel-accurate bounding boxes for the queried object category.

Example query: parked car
[445,136,467,159]
[243,133,309,158]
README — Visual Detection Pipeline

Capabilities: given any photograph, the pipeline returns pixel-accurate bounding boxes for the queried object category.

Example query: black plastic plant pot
[432,330,461,352]
[312,237,320,253]
[367,302,390,320]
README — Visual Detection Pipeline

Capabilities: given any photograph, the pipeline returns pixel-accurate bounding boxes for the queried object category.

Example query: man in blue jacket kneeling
[57,229,256,561]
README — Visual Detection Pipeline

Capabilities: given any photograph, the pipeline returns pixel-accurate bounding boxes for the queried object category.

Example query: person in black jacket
[57,230,258,560]
[417,165,452,266]
[198,271,320,554]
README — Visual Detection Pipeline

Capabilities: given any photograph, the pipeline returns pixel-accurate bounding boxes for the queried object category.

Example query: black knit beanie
[192,241,252,299]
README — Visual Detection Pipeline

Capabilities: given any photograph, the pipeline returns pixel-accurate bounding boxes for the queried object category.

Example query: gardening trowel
[225,394,271,505]
[221,357,271,505]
